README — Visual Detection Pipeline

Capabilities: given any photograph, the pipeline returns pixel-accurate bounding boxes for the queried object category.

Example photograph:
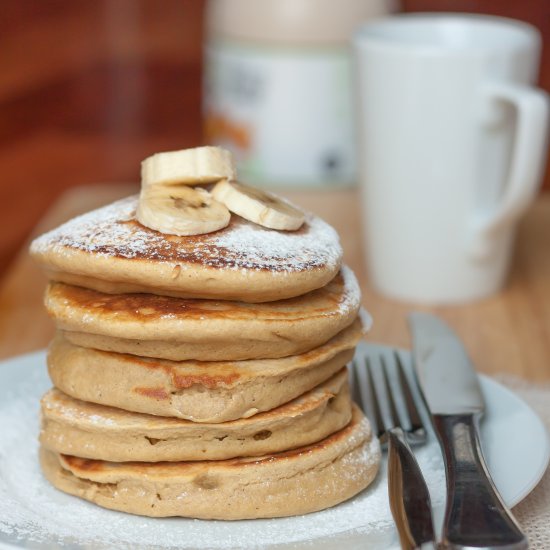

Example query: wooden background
[1,0,549,276]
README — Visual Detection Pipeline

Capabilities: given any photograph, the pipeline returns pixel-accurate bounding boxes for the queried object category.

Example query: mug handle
[468,83,549,259]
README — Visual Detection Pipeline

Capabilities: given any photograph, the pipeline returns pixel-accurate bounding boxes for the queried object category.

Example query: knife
[409,312,528,550]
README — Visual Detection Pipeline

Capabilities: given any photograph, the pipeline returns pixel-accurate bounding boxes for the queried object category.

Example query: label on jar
[204,40,356,188]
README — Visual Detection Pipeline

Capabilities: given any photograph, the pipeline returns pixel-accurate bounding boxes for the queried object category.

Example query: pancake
[46,267,362,362]
[47,320,362,423]
[30,195,342,303]
[40,369,351,462]
[39,405,380,519]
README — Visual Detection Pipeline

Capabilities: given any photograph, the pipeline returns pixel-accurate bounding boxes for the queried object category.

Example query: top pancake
[30,195,343,302]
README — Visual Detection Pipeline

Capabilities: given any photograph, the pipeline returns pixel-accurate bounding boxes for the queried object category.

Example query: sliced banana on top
[136,185,230,236]
[142,146,236,187]
[211,180,305,231]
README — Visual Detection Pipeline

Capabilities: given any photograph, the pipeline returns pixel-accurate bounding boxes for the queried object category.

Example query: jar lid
[206,0,397,45]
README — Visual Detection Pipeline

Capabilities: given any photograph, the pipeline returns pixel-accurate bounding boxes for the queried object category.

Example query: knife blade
[409,312,528,550]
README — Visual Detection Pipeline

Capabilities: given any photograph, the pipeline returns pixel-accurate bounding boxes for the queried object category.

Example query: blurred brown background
[1,0,549,277]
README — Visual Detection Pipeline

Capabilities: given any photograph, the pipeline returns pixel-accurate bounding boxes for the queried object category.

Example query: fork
[350,347,436,550]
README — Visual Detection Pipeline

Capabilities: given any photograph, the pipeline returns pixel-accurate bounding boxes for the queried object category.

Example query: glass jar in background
[204,0,397,189]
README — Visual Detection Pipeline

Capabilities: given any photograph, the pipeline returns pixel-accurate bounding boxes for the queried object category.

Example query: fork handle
[433,413,528,549]
[387,428,436,550]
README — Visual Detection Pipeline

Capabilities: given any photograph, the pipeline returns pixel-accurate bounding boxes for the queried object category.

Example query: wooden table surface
[0,183,549,382]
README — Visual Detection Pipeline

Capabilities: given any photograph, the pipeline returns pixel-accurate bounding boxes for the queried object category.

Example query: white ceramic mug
[353,14,549,303]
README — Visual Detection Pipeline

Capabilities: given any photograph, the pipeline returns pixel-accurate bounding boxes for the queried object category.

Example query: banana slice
[136,185,230,236]
[142,146,236,187]
[211,180,305,231]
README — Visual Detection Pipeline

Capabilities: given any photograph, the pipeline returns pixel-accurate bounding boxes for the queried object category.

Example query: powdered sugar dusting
[339,265,361,316]
[30,196,343,273]
[0,350,446,549]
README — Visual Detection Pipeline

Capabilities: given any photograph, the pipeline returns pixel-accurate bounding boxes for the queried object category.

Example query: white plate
[0,347,547,550]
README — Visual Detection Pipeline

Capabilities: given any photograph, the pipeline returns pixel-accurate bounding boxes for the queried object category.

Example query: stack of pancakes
[30,194,380,520]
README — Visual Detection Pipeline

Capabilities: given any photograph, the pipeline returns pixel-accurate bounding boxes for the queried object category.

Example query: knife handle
[433,413,528,549]
[387,428,436,550]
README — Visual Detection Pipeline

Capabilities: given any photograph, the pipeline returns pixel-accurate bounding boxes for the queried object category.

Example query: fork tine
[365,358,386,441]
[369,354,399,434]
[354,358,373,417]
[380,355,400,428]
[350,358,380,437]
[394,352,424,434]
